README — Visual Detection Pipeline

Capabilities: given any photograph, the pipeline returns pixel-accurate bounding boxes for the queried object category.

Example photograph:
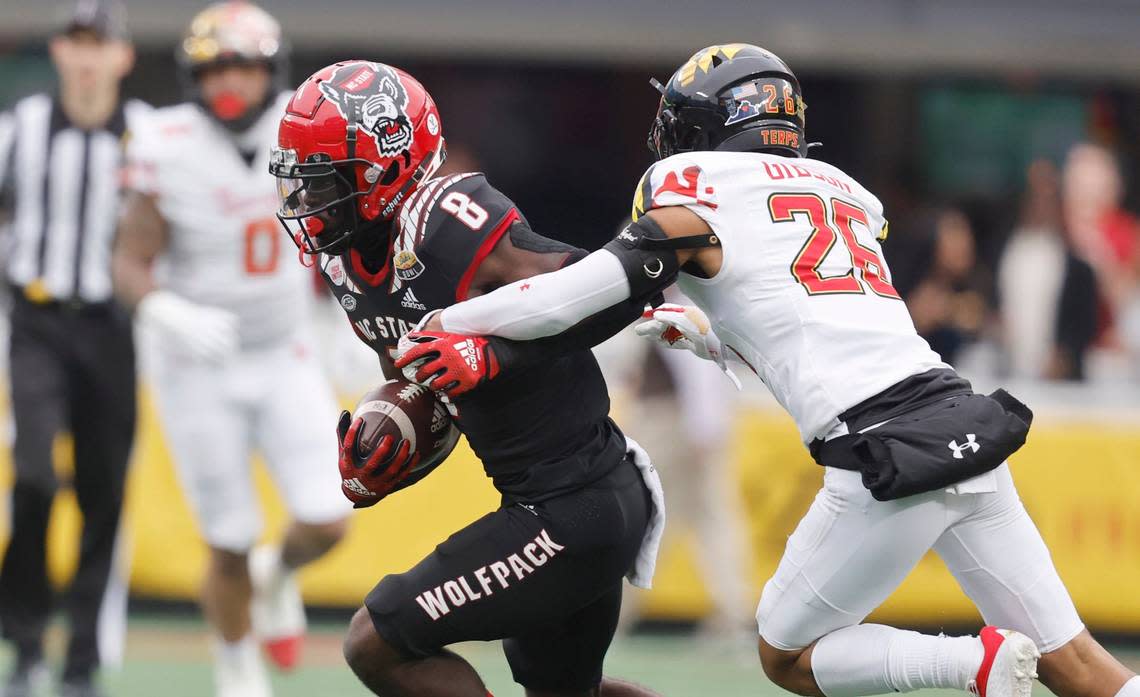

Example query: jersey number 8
[440,191,489,230]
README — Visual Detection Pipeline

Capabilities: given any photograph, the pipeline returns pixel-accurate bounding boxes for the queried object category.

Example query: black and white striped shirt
[0,93,148,305]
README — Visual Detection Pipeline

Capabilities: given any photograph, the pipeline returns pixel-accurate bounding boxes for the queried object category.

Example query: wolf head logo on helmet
[318,62,413,157]
[272,60,446,254]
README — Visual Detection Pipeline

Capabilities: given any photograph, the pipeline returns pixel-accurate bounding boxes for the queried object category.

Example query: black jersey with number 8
[317,172,626,502]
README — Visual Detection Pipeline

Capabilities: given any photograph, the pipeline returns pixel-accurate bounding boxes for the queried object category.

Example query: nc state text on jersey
[355,314,418,343]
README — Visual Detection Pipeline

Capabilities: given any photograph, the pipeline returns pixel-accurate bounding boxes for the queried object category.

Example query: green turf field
[8,616,1137,696]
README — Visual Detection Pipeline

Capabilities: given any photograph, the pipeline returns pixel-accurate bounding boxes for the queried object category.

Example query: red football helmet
[270,60,446,256]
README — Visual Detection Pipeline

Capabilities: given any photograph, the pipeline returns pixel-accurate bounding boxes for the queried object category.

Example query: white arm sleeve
[439,248,632,339]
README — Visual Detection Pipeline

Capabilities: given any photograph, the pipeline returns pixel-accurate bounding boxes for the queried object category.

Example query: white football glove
[634,303,742,389]
[394,332,424,382]
[393,310,444,382]
[137,290,239,364]
[395,330,460,418]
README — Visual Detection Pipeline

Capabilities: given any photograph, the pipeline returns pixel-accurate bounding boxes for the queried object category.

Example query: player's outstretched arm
[462,217,582,296]
[395,207,718,397]
[464,219,651,351]
[433,205,715,340]
[394,219,650,396]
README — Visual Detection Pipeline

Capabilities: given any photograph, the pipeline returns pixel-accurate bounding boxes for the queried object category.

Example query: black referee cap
[59,0,129,41]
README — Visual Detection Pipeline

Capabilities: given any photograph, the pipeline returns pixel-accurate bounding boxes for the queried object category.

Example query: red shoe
[969,626,1040,697]
[249,546,307,672]
[264,635,302,671]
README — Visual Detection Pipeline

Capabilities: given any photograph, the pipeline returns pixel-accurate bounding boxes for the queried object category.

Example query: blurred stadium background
[1,1,1139,695]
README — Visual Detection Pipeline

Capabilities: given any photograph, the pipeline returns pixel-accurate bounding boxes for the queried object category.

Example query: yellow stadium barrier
[639,403,1140,631]
[3,387,1139,632]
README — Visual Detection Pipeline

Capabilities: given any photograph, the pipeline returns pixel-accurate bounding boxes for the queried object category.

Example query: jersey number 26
[769,193,899,299]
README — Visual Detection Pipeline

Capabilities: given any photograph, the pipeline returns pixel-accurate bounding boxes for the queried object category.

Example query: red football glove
[336,410,419,509]
[393,331,502,398]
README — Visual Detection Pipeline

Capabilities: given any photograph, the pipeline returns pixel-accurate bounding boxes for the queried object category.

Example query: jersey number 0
[244,218,281,275]
[769,193,899,299]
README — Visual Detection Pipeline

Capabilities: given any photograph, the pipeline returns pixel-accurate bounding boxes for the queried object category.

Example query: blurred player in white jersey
[399,45,1140,697]
[112,4,350,696]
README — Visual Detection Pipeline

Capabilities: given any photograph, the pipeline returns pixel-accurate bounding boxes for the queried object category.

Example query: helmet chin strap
[345,99,360,161]
[350,148,442,269]
[378,149,436,220]
[348,215,394,273]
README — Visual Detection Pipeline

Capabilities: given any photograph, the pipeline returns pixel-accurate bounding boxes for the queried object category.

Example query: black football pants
[0,297,136,681]
[366,457,651,692]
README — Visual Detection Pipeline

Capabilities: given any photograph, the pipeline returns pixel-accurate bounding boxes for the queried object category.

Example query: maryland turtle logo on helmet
[270,60,446,257]
[647,43,814,160]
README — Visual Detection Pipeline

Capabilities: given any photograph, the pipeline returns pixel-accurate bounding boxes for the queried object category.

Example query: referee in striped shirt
[0,3,142,696]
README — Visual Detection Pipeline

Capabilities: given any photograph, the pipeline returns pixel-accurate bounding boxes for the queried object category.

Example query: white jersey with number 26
[632,151,946,443]
[125,93,306,348]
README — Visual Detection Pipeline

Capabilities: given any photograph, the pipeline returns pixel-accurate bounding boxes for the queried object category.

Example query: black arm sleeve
[602,216,681,306]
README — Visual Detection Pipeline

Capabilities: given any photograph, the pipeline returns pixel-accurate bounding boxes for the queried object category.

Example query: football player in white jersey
[395,45,1139,697]
[111,4,350,696]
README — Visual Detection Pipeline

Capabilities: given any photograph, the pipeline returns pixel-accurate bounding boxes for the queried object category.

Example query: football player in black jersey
[270,61,660,697]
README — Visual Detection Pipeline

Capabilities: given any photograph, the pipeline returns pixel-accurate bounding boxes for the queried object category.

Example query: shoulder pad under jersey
[390,172,526,301]
[631,154,719,222]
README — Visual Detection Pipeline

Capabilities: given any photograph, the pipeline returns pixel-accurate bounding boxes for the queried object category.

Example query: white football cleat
[968,626,1040,697]
[212,637,272,697]
[249,545,307,671]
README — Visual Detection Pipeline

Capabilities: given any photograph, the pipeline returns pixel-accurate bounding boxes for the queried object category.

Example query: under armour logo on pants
[948,434,980,459]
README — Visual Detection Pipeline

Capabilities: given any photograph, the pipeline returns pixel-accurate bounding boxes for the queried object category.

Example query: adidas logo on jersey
[401,288,427,310]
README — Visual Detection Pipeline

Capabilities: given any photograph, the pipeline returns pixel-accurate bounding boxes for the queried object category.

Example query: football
[351,378,460,478]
